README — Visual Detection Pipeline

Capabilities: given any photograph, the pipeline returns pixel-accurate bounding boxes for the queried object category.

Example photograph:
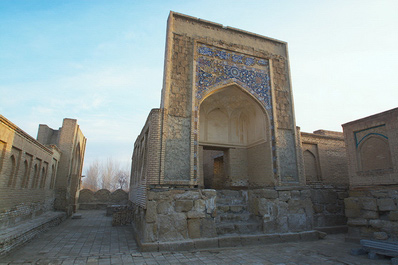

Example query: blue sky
[1,0,397,172]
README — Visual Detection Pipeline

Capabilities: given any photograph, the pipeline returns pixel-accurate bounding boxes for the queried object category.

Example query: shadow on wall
[78,189,129,210]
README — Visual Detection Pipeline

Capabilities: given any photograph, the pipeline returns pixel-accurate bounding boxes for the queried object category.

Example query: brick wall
[0,116,61,228]
[300,130,348,185]
[342,108,398,241]
[38,118,87,215]
[343,107,398,187]
[157,11,302,187]
[130,109,161,208]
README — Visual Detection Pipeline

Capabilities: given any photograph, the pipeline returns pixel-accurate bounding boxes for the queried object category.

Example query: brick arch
[358,135,393,171]
[198,81,272,123]
[21,160,29,188]
[303,150,320,183]
[31,164,38,188]
[7,155,16,187]
[39,166,46,189]
[198,83,271,145]
[198,83,274,189]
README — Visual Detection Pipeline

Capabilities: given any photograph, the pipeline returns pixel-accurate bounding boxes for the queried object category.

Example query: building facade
[343,107,398,241]
[130,12,321,250]
[0,116,86,255]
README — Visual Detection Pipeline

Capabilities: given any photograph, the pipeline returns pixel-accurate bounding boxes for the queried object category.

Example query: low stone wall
[133,189,217,245]
[310,185,348,233]
[249,187,314,233]
[0,211,66,256]
[0,199,55,229]
[78,189,128,210]
[345,187,398,242]
[132,187,318,251]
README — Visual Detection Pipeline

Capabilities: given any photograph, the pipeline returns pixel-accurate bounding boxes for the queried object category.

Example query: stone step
[216,221,261,235]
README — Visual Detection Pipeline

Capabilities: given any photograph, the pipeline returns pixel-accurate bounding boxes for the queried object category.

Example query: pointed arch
[303,150,320,183]
[7,155,16,187]
[31,164,38,188]
[198,83,274,189]
[358,135,393,171]
[21,160,29,188]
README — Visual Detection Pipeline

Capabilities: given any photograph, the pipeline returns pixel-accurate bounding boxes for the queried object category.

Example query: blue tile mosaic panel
[196,44,272,110]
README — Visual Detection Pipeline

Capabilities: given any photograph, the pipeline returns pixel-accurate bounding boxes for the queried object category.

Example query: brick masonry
[0,115,86,255]
[342,108,398,241]
[128,12,353,247]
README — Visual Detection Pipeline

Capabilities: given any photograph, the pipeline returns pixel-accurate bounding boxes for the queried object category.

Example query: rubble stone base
[345,187,398,242]
[0,211,66,256]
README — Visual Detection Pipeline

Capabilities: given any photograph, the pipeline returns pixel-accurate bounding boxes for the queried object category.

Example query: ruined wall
[0,116,61,229]
[38,118,87,215]
[343,107,398,241]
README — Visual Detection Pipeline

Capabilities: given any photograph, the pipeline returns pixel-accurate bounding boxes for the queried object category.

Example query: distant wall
[300,130,348,185]
[78,189,129,210]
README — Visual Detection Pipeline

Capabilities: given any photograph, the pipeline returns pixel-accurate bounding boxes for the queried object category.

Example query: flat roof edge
[342,107,398,127]
[170,11,287,45]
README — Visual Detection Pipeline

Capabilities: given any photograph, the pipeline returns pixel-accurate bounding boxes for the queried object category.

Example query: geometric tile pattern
[196,44,272,111]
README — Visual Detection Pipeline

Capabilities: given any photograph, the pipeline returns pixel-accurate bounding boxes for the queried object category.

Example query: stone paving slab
[0,210,392,264]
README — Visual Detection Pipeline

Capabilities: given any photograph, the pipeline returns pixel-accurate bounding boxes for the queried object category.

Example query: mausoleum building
[129,12,333,250]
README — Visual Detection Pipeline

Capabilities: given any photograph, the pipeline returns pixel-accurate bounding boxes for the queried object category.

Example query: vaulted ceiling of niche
[199,85,268,146]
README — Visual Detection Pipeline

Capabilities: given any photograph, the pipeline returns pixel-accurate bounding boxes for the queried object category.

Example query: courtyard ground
[0,210,391,264]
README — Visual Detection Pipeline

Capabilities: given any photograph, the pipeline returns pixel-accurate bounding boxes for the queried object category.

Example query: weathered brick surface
[300,130,348,185]
[130,11,304,195]
[342,108,398,241]
[0,116,62,229]
[342,108,398,187]
[0,116,86,255]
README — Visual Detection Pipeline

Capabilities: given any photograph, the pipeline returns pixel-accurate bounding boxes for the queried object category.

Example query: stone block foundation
[345,187,398,242]
[131,187,318,251]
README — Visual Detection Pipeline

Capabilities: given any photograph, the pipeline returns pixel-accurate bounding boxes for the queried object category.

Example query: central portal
[198,84,274,189]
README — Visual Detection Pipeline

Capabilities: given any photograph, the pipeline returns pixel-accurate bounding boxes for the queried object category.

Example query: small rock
[72,213,82,219]
[350,248,367,256]
[317,231,327,239]
[373,231,388,240]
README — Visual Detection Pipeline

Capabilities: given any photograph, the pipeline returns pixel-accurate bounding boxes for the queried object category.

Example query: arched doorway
[198,84,273,189]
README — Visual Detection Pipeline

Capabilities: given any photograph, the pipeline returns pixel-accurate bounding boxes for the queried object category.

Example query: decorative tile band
[196,44,272,111]
[354,124,387,148]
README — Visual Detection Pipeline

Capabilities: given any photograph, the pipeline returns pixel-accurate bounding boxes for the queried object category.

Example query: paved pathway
[0,210,392,264]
